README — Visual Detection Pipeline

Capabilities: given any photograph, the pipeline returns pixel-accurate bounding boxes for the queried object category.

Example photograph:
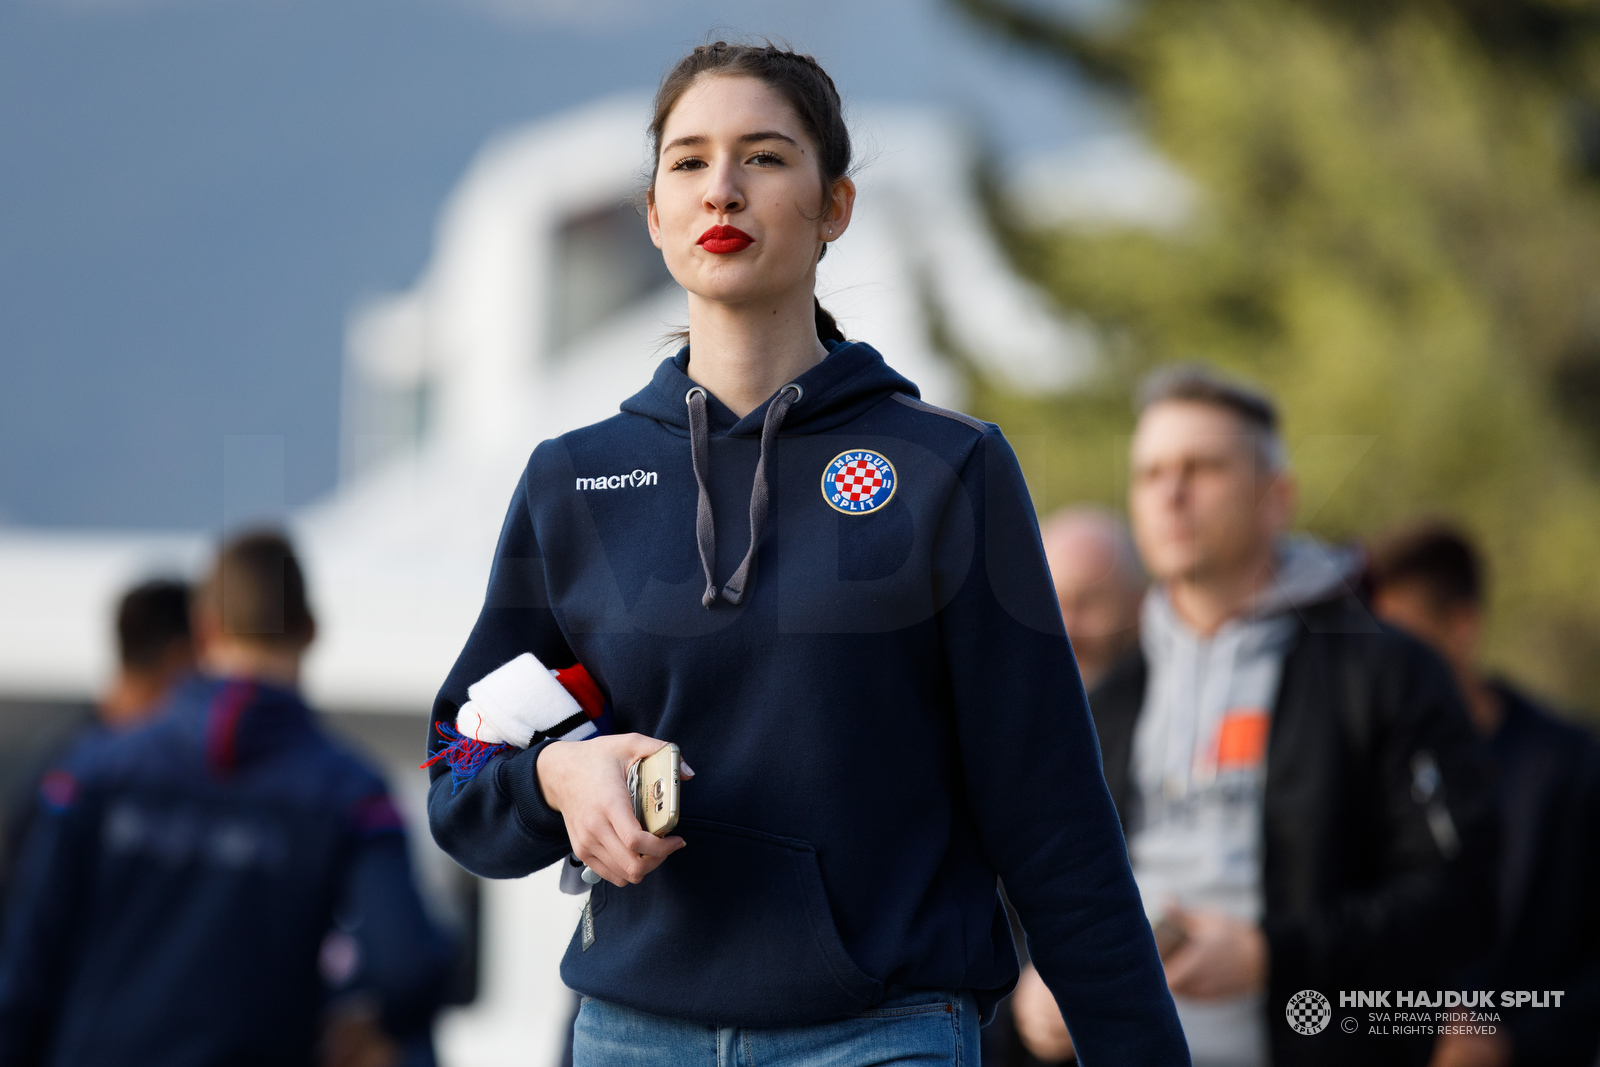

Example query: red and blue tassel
[422,721,511,794]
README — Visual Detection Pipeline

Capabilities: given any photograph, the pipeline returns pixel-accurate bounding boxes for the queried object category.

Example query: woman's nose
[703,158,744,214]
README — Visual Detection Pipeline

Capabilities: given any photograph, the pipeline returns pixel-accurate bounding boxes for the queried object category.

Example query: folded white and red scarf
[423,653,607,792]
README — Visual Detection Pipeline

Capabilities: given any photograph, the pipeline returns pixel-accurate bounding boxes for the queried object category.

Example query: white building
[0,94,1123,1065]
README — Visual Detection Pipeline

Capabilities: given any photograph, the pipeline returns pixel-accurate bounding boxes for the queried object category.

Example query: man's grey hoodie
[1130,537,1359,1067]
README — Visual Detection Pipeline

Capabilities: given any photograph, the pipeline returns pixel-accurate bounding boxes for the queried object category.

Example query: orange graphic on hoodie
[1215,708,1271,770]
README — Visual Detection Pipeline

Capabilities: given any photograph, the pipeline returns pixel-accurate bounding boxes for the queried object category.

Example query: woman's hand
[536,733,691,888]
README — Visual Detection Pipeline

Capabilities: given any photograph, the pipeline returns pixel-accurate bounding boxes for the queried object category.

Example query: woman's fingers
[587,832,651,887]
[547,732,690,886]
[574,850,621,886]
[615,733,672,763]
[618,824,682,858]
[574,794,685,887]
[598,807,682,886]
[573,820,637,886]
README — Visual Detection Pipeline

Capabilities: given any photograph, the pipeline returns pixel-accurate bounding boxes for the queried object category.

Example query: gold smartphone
[628,743,680,837]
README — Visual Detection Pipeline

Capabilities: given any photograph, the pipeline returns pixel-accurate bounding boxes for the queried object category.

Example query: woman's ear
[821,176,857,244]
[646,187,663,250]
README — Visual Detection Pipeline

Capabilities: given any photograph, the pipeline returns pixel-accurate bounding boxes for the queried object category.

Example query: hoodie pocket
[563,817,882,1027]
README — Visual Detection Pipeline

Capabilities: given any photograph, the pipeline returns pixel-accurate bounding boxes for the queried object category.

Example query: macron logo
[576,469,658,491]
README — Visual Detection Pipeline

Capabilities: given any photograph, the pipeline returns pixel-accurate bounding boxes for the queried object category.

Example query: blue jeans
[572,989,982,1067]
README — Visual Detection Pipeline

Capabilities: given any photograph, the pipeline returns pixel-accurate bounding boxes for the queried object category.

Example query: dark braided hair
[648,40,849,344]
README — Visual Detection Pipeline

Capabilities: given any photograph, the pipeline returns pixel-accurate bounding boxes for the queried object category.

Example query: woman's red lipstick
[697,225,754,254]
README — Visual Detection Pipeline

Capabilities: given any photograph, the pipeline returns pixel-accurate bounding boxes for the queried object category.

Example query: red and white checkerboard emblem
[822,449,897,514]
[834,459,883,501]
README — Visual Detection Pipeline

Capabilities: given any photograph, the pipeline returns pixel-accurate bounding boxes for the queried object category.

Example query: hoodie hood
[1247,535,1363,618]
[162,675,316,775]
[619,340,920,437]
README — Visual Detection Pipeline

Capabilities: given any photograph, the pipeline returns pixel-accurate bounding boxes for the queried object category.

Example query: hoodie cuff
[499,739,569,842]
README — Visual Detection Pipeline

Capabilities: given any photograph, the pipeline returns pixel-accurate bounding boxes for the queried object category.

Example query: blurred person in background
[1368,521,1600,1067]
[1010,365,1495,1067]
[985,507,1146,1066]
[1040,505,1146,690]
[0,579,194,904]
[0,529,449,1067]
[98,579,197,727]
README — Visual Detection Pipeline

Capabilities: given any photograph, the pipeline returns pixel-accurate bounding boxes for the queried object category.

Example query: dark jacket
[1089,592,1496,1067]
[0,703,96,909]
[1481,682,1600,1066]
[0,677,449,1067]
[427,342,1188,1064]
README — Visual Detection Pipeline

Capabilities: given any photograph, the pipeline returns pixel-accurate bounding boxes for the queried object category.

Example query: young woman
[427,41,1187,1066]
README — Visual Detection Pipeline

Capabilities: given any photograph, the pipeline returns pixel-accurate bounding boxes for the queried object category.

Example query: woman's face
[648,74,854,308]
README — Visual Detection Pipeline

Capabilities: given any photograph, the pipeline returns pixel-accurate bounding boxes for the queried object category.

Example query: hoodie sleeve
[426,457,578,879]
[935,431,1188,1067]
[336,792,452,1037]
[0,764,100,1066]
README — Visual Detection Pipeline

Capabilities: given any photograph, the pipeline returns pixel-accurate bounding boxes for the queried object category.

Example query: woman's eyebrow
[662,130,800,153]
[738,130,799,147]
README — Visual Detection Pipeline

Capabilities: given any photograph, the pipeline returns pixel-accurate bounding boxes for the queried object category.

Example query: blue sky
[0,0,1104,529]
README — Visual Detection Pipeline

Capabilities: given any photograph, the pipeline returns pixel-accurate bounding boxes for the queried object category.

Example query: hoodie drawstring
[685,383,802,608]
[686,387,718,607]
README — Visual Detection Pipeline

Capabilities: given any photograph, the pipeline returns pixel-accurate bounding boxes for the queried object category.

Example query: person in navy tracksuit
[0,530,449,1067]
[426,41,1189,1067]
[0,578,195,911]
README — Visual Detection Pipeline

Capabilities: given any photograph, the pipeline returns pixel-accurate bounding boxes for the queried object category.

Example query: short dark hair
[197,529,315,648]
[1367,520,1484,610]
[116,579,192,671]
[1137,363,1286,470]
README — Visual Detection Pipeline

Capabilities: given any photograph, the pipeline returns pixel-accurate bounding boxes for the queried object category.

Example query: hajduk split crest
[822,449,897,514]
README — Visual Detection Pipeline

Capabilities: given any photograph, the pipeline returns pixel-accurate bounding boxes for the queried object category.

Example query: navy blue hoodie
[427,342,1187,1064]
[0,677,450,1066]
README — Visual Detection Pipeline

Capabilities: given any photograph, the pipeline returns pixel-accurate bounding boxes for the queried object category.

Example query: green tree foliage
[956,0,1600,712]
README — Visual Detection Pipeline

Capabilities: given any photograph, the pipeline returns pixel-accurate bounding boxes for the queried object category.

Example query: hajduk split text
[1339,990,1565,1008]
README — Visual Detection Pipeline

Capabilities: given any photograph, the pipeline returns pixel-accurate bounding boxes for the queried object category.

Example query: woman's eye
[670,157,706,172]
[747,151,784,167]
